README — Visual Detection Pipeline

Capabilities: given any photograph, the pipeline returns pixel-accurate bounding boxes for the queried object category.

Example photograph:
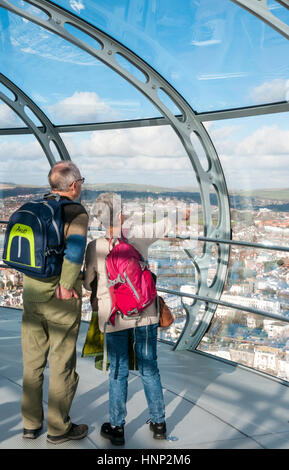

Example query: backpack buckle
[126,308,139,316]
[107,274,125,287]
[120,311,141,320]
[45,247,63,256]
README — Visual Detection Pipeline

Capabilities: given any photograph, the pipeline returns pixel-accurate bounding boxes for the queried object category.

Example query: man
[21,161,89,445]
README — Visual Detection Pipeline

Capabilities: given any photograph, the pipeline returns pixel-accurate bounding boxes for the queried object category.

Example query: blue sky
[0,0,288,189]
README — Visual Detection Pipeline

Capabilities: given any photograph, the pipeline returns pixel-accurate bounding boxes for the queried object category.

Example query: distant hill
[1,182,289,198]
[85,183,200,193]
[1,183,289,211]
[236,189,289,201]
[0,186,49,198]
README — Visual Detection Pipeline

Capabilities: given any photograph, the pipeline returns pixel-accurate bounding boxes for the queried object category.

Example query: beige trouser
[21,295,81,436]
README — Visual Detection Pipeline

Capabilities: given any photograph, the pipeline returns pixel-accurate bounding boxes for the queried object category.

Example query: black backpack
[3,196,77,278]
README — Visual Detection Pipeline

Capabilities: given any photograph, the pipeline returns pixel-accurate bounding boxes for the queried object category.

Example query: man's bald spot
[48,161,80,192]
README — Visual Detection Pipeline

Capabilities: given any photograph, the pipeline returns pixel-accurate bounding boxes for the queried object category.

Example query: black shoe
[47,423,88,445]
[23,426,42,439]
[149,421,167,440]
[100,422,125,446]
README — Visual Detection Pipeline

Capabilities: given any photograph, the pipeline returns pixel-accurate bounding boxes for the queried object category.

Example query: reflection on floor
[1,307,289,450]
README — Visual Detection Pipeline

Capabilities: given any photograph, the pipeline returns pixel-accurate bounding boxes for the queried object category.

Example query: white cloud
[198,72,248,80]
[236,126,289,156]
[31,93,48,105]
[251,79,288,104]
[70,1,85,14]
[1,119,288,190]
[209,123,289,156]
[0,103,25,128]
[60,126,192,185]
[191,40,221,47]
[63,121,289,189]
[47,91,118,124]
[63,126,186,160]
[0,138,45,162]
[208,123,289,189]
[0,136,50,184]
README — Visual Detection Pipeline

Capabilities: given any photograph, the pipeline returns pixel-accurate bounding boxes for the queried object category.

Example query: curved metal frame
[0,0,231,351]
[232,0,289,40]
[0,73,70,165]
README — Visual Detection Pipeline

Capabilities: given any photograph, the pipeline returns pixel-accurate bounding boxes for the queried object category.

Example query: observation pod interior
[0,0,289,450]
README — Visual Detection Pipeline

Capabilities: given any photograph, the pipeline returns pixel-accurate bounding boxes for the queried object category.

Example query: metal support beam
[198,101,289,122]
[1,99,289,137]
[0,73,70,165]
[232,0,289,40]
[0,116,177,136]
[157,287,289,324]
[175,235,289,253]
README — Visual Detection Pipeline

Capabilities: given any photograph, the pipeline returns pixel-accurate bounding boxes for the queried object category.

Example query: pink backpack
[106,238,157,325]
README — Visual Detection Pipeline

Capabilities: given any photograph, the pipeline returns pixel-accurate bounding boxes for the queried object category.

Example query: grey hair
[93,192,122,227]
[48,161,81,192]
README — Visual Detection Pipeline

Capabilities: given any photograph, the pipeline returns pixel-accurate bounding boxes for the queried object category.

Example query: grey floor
[1,307,289,450]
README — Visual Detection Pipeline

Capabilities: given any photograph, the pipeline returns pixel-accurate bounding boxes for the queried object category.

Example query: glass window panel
[0,82,16,102]
[268,0,289,24]
[0,134,51,191]
[114,53,148,84]
[206,242,219,288]
[224,246,289,320]
[61,125,203,320]
[64,22,103,50]
[190,131,210,172]
[204,113,289,247]
[157,88,184,119]
[0,8,162,125]
[61,125,197,188]
[8,0,50,20]
[23,105,44,128]
[61,125,203,237]
[198,303,289,382]
[51,0,289,112]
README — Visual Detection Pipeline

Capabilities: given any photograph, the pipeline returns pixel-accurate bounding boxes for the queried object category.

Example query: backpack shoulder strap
[96,237,109,270]
[108,237,122,252]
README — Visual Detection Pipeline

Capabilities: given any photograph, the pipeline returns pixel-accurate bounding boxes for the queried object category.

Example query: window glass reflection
[52,0,289,112]
[0,8,161,125]
[224,245,289,319]
[268,0,289,25]
[60,126,203,322]
[204,113,289,247]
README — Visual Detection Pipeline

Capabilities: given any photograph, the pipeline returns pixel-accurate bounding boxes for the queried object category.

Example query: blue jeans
[106,323,165,427]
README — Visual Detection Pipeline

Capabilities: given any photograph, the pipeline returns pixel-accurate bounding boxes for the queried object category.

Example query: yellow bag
[81,311,109,371]
[82,311,137,371]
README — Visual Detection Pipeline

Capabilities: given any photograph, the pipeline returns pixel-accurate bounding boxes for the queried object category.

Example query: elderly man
[21,161,89,445]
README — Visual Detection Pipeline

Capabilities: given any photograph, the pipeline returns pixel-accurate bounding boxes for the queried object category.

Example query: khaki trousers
[21,295,81,436]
